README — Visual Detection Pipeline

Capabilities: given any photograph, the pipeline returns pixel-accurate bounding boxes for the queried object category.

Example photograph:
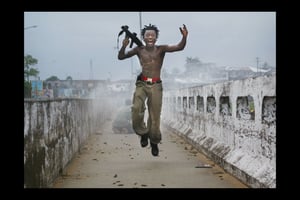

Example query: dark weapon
[118,25,143,48]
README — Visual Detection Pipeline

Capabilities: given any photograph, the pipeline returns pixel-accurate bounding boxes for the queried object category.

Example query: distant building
[45,79,108,98]
[107,80,132,93]
[44,79,134,98]
[162,63,275,90]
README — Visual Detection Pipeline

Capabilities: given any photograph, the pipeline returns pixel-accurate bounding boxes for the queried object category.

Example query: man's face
[143,30,157,47]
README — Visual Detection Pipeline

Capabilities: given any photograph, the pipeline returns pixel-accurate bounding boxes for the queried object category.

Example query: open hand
[179,24,188,37]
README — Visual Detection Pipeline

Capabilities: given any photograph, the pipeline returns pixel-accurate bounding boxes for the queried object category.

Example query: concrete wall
[24,98,113,188]
[162,73,276,188]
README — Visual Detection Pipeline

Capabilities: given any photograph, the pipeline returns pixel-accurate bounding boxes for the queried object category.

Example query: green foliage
[46,76,60,81]
[185,57,201,65]
[24,54,38,68]
[24,80,31,98]
[24,54,39,98]
[24,54,39,81]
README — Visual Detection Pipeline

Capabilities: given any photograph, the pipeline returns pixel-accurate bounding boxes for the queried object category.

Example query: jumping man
[118,24,188,156]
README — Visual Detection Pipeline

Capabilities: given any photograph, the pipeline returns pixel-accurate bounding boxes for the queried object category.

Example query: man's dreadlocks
[141,24,159,39]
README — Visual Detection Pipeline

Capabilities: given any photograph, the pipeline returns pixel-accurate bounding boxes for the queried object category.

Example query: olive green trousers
[131,80,163,144]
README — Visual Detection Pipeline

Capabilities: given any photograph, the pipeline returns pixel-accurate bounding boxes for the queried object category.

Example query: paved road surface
[52,118,248,188]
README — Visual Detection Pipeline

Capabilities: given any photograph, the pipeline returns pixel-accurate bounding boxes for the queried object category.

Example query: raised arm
[163,24,188,52]
[118,37,138,60]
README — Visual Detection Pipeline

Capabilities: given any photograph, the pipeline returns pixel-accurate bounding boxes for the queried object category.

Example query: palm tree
[24,54,39,81]
[24,54,39,98]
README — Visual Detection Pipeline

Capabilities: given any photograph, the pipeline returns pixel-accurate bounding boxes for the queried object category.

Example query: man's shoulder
[156,45,169,51]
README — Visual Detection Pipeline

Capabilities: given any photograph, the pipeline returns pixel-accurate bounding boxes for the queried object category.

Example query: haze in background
[24,12,275,81]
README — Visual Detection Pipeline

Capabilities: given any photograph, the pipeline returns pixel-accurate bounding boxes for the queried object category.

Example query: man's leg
[147,83,163,156]
[131,83,149,147]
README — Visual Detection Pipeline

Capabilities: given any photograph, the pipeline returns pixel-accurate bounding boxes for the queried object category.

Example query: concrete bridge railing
[24,97,114,188]
[162,73,276,188]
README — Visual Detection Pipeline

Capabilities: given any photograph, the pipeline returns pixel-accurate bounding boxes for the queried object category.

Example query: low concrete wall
[162,73,276,188]
[24,98,113,188]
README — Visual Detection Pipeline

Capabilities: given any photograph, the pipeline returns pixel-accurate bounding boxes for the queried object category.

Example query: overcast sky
[24,12,275,81]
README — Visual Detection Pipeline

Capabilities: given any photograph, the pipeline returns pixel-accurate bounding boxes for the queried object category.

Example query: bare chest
[139,50,161,62]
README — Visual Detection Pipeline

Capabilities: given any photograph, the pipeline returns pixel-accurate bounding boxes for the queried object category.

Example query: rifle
[118,25,143,48]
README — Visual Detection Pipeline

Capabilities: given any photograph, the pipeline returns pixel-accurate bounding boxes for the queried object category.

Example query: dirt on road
[52,118,248,188]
